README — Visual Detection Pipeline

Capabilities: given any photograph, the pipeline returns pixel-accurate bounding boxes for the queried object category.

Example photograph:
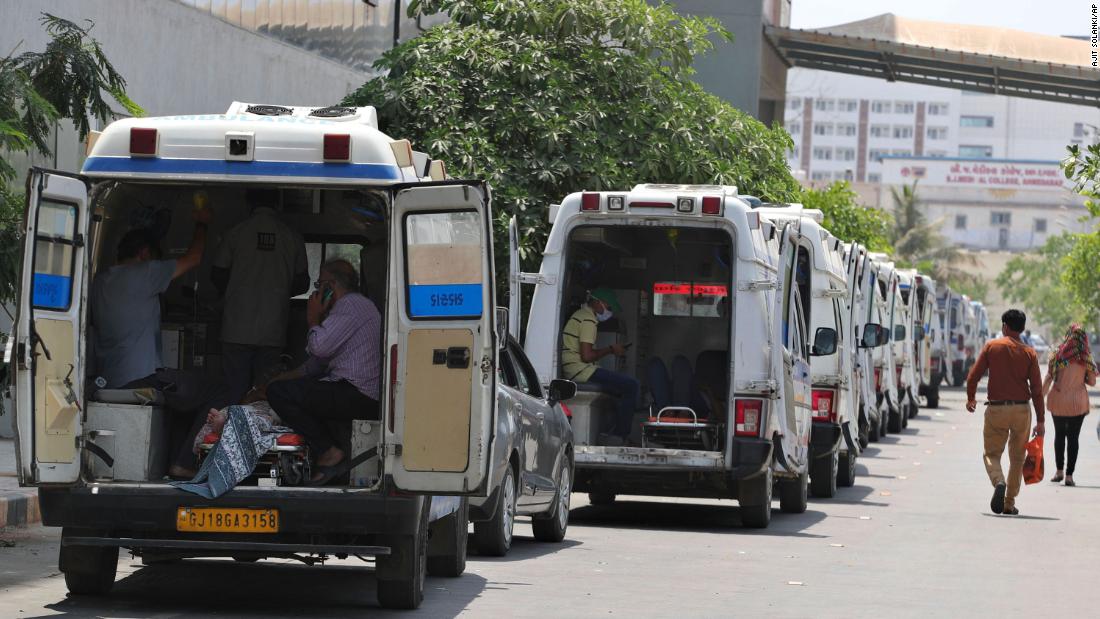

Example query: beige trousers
[983,404,1031,508]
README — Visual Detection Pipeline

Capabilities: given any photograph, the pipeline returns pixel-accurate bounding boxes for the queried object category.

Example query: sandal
[1065,476,1076,487]
[1051,472,1064,483]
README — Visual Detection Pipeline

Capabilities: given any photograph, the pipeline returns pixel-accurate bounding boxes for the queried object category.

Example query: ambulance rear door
[11,169,90,485]
[387,181,497,495]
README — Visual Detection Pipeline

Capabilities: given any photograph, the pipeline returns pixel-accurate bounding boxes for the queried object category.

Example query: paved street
[2,386,1099,618]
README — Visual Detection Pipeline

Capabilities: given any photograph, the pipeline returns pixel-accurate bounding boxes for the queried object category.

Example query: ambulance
[894,270,922,422]
[932,287,959,388]
[11,103,503,609]
[754,207,861,497]
[867,254,902,437]
[522,185,814,528]
[909,274,941,408]
[843,242,882,448]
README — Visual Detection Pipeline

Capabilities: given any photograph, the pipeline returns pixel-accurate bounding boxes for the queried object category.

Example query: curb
[0,489,40,528]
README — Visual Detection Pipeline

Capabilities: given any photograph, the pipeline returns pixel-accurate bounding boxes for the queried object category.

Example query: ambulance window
[404,211,483,319]
[32,200,78,310]
[652,282,728,318]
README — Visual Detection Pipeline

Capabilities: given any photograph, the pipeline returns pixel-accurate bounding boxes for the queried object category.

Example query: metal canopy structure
[765,15,1100,107]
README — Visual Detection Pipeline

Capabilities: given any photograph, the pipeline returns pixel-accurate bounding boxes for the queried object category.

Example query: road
[2,386,1099,618]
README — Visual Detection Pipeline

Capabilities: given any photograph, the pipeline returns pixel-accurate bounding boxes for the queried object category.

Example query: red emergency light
[129,127,158,157]
[323,133,351,162]
[701,196,722,215]
[581,192,601,211]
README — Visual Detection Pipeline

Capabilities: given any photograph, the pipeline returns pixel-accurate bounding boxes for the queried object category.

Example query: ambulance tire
[779,471,809,514]
[810,446,838,498]
[901,401,910,429]
[474,465,516,557]
[60,528,118,596]
[880,408,891,436]
[377,506,429,610]
[926,384,940,409]
[837,450,857,487]
[908,393,920,419]
[868,416,881,442]
[739,467,773,529]
[427,498,468,578]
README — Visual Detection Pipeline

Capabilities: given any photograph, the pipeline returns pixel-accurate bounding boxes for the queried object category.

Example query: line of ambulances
[8,103,992,609]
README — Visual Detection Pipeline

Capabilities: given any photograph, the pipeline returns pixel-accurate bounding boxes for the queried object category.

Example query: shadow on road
[468,535,582,563]
[34,558,486,618]
[568,500,829,538]
[980,513,1060,521]
[812,484,888,507]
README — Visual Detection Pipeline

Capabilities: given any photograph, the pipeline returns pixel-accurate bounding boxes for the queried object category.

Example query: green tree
[344,0,801,270]
[887,182,980,295]
[996,233,1089,333]
[0,13,143,305]
[1061,143,1100,318]
[799,181,892,252]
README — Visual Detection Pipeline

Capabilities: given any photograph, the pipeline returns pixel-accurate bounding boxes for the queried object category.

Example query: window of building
[812,146,833,160]
[1034,218,1048,233]
[835,147,856,161]
[894,101,915,114]
[871,100,892,114]
[786,122,800,135]
[928,102,950,115]
[927,126,949,140]
[960,115,994,128]
[959,144,994,158]
[811,170,831,181]
[870,124,891,138]
[787,97,801,110]
[813,122,834,136]
[836,123,857,136]
[892,149,912,156]
[955,214,967,229]
[927,150,949,158]
[893,126,914,139]
[814,98,835,112]
[838,99,858,112]
[991,211,1011,225]
[867,172,882,183]
[868,149,889,162]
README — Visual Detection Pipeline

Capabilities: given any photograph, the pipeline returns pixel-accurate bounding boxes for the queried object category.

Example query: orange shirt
[966,336,1045,418]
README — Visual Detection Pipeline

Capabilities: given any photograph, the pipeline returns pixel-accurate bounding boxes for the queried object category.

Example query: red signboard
[653,282,728,296]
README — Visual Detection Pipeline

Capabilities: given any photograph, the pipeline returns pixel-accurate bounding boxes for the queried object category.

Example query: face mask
[596,308,613,322]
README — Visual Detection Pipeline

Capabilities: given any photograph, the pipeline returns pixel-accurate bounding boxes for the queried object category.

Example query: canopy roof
[765,14,1100,106]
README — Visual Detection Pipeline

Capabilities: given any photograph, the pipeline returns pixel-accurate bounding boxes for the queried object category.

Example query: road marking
[787,581,804,586]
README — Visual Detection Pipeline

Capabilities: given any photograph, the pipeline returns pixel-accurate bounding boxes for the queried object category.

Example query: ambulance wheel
[888,406,904,433]
[60,528,118,596]
[810,447,838,498]
[926,384,940,409]
[739,466,772,528]
[532,456,572,543]
[474,465,516,557]
[588,491,616,506]
[908,395,920,419]
[868,416,881,442]
[880,409,891,436]
[427,498,468,578]
[779,471,809,514]
[901,401,910,428]
[377,506,429,609]
[837,450,857,487]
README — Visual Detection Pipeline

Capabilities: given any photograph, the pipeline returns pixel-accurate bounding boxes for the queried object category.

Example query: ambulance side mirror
[859,323,884,348]
[495,307,509,350]
[894,325,907,342]
[810,327,838,356]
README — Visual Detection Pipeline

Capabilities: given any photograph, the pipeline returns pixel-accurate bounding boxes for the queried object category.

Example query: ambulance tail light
[811,389,836,422]
[874,367,882,392]
[734,399,763,437]
[581,192,601,211]
[388,344,399,432]
[129,127,158,157]
[324,134,351,162]
[702,196,722,215]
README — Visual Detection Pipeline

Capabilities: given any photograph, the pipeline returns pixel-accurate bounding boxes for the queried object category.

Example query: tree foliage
[345,0,801,268]
[798,181,892,252]
[0,13,142,305]
[996,233,1089,333]
[1061,143,1100,317]
[887,182,981,296]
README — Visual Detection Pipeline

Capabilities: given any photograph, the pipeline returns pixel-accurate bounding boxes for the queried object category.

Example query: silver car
[469,337,576,556]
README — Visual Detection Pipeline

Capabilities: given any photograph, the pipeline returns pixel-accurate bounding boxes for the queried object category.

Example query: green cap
[590,287,622,313]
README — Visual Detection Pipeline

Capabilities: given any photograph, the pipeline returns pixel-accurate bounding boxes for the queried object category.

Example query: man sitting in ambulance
[560,288,638,446]
[266,259,381,485]
[90,203,229,479]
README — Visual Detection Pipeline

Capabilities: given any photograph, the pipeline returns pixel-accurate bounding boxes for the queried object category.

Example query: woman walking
[1043,325,1097,486]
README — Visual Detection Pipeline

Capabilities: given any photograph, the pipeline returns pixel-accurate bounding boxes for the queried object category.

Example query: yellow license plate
[176,507,279,533]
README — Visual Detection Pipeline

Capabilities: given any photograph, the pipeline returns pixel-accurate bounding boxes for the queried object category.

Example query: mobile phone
[321,286,335,305]
[623,342,633,349]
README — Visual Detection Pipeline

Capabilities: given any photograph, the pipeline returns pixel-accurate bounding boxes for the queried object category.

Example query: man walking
[966,309,1045,516]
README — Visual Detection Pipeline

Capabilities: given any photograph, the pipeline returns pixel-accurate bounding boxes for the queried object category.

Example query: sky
[790,0,1088,38]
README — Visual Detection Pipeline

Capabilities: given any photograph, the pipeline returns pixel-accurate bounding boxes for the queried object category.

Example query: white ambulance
[754,207,861,497]
[843,242,883,448]
[894,269,921,423]
[522,185,812,528]
[11,103,502,609]
[932,286,958,388]
[867,254,902,438]
[908,273,941,408]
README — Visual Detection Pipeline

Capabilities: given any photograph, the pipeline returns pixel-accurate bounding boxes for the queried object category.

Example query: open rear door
[772,224,809,470]
[12,170,90,485]
[388,182,496,495]
[507,216,521,339]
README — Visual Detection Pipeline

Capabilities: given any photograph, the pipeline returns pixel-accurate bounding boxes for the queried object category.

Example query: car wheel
[473,465,516,557]
[588,491,616,506]
[868,415,881,442]
[60,528,118,596]
[377,506,428,610]
[837,449,857,487]
[739,466,772,528]
[427,498,468,577]
[779,471,809,514]
[810,446,838,498]
[926,384,940,409]
[532,456,572,543]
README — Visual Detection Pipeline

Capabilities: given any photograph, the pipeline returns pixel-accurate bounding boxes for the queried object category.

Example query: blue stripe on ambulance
[82,157,402,180]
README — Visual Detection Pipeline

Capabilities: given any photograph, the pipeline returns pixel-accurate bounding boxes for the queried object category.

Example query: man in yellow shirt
[561,288,637,446]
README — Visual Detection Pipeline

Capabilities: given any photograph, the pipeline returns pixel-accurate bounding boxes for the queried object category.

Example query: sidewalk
[0,438,39,528]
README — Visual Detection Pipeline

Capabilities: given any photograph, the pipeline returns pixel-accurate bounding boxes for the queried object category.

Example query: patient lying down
[192,399,281,454]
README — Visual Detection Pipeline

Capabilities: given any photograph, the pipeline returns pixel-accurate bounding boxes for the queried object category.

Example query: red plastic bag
[1023,435,1044,485]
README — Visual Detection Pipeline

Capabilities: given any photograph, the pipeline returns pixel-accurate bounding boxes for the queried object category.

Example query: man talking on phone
[560,288,638,446]
[267,259,381,485]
